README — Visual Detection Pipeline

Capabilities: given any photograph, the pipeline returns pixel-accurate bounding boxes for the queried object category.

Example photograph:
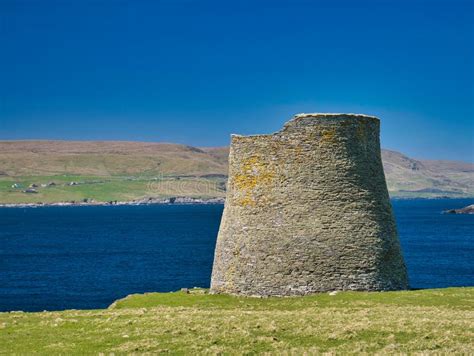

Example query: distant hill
[381,149,473,198]
[0,141,228,177]
[0,141,472,202]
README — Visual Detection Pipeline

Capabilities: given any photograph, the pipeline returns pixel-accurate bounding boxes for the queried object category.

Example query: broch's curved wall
[210,113,409,296]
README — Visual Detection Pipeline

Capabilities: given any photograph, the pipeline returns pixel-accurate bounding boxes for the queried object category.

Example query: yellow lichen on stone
[232,155,275,207]
[291,144,307,163]
[320,128,337,144]
[236,194,256,207]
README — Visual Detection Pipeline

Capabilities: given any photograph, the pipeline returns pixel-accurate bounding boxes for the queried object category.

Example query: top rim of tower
[231,113,380,139]
[293,113,379,120]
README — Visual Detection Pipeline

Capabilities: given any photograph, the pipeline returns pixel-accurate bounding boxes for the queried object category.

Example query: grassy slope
[0,141,472,204]
[0,175,225,204]
[381,150,474,198]
[0,288,473,354]
[0,141,228,204]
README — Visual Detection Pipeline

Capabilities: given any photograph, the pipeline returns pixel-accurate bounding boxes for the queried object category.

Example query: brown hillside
[0,141,472,198]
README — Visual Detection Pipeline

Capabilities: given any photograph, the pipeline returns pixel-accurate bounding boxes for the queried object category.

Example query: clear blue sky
[1,0,473,162]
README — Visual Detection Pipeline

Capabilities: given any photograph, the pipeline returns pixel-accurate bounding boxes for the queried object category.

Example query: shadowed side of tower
[210,113,409,296]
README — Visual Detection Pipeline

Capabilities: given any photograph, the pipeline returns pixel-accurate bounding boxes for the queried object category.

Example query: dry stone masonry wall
[210,113,409,296]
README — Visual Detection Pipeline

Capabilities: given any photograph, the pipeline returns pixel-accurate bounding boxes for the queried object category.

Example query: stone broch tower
[210,113,408,296]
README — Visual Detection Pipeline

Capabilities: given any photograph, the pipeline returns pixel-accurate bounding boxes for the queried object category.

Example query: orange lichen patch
[320,128,337,144]
[232,156,275,207]
[235,194,257,207]
[292,145,306,163]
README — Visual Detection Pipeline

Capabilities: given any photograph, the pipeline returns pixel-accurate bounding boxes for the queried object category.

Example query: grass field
[1,288,473,354]
[0,175,226,204]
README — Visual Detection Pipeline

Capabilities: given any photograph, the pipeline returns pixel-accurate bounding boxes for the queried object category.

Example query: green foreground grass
[1,288,473,354]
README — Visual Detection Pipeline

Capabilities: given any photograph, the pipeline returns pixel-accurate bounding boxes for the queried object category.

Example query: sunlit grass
[1,287,472,354]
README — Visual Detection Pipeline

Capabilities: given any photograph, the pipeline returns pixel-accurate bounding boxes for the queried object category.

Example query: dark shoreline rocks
[0,196,225,208]
[443,204,474,214]
[2,197,472,209]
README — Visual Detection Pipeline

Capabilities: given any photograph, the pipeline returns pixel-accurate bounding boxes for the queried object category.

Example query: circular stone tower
[210,113,408,296]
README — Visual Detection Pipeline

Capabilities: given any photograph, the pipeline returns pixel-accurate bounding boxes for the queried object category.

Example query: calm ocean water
[0,199,473,312]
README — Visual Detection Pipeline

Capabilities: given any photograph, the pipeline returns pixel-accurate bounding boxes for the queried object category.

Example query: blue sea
[0,199,473,312]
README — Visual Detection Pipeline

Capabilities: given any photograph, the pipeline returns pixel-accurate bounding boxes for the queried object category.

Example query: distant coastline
[0,196,225,208]
[0,196,472,208]
[1,141,473,205]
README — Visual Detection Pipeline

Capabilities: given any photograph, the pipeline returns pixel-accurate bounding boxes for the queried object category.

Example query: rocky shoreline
[0,196,225,208]
[1,197,472,209]
[443,204,474,214]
